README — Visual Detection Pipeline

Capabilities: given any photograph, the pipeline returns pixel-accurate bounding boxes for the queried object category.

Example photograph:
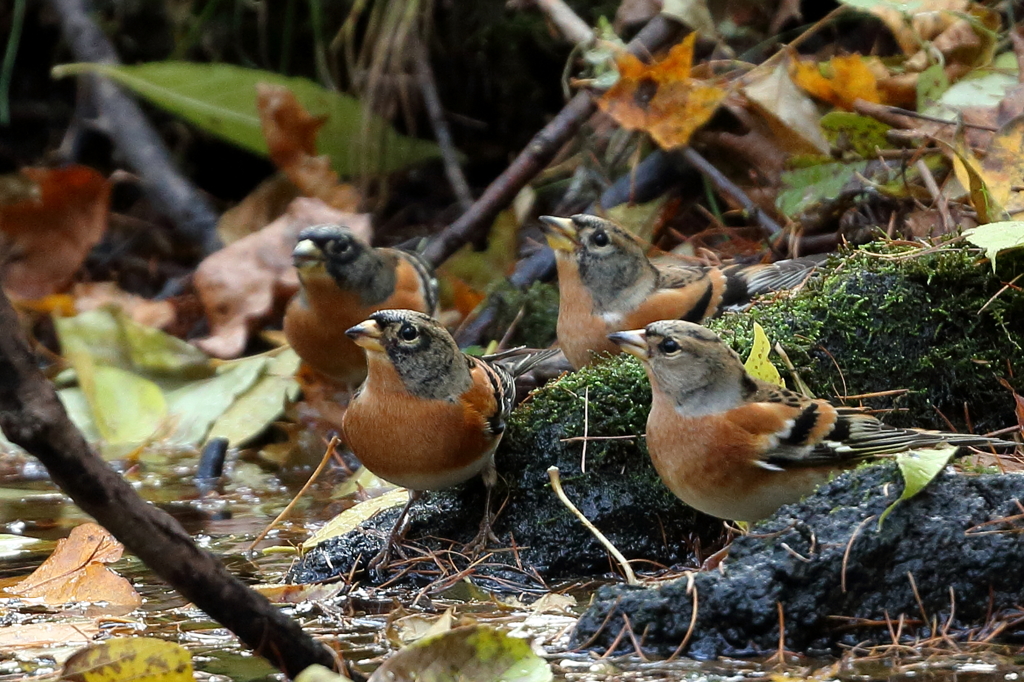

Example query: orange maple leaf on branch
[597,33,727,150]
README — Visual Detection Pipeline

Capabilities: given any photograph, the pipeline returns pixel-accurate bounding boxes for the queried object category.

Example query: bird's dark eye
[591,230,609,247]
[659,338,680,354]
[331,240,351,253]
[398,324,419,342]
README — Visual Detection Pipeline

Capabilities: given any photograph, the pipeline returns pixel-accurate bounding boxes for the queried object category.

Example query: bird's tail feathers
[485,347,561,378]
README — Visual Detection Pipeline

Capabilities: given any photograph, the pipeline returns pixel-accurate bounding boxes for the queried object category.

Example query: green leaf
[878,446,958,527]
[163,357,268,446]
[76,356,167,447]
[303,487,409,551]
[743,322,783,387]
[820,112,891,158]
[367,625,552,682]
[962,220,1024,271]
[776,160,869,218]
[52,62,441,176]
[207,349,301,447]
[916,62,949,113]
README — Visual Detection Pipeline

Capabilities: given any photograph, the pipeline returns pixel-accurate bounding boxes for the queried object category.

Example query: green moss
[709,241,1024,432]
[484,280,560,349]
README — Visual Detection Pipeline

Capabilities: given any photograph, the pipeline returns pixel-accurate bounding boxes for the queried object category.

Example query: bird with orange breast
[284,224,438,388]
[609,320,1018,522]
[540,214,821,369]
[343,309,556,572]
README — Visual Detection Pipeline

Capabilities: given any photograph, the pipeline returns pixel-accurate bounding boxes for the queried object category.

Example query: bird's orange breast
[554,256,617,368]
[342,355,498,491]
[284,279,369,386]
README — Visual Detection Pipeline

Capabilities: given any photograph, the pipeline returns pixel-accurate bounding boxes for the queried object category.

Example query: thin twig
[842,514,876,593]
[413,37,474,213]
[680,147,782,238]
[422,15,684,267]
[581,387,590,473]
[248,436,339,551]
[531,0,594,45]
[667,572,699,661]
[547,466,637,585]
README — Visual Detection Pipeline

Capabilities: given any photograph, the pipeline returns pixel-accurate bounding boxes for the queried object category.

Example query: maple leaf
[597,33,726,149]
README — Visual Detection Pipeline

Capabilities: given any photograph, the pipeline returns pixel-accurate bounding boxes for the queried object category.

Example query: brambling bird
[284,224,438,388]
[343,309,557,572]
[609,320,1018,522]
[540,214,820,369]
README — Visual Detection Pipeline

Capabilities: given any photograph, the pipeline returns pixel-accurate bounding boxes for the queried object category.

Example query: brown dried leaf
[743,58,830,155]
[8,523,140,608]
[72,282,176,330]
[597,33,727,150]
[194,198,370,358]
[217,173,301,245]
[257,84,360,212]
[0,166,110,299]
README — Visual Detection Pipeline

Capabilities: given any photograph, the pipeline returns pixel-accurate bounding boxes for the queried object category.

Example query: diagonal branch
[0,290,335,678]
[422,15,685,267]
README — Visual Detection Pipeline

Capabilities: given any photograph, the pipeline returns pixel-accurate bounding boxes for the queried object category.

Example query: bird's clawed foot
[462,512,500,557]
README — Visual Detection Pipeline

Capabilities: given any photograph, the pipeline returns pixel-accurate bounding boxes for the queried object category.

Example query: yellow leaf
[61,637,193,682]
[597,33,727,149]
[302,487,410,551]
[744,323,784,387]
[790,54,882,110]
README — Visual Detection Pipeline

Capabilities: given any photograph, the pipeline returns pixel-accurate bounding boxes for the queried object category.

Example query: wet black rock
[571,464,1024,657]
[288,356,727,586]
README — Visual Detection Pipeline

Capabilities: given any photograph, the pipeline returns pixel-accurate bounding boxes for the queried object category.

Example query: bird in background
[343,309,557,573]
[609,320,1018,522]
[284,224,438,389]
[540,214,822,369]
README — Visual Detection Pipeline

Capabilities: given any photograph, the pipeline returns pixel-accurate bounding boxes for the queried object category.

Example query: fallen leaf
[878,446,958,527]
[0,166,110,299]
[193,197,370,358]
[257,84,361,212]
[790,54,882,110]
[963,220,1024,271]
[744,58,830,155]
[368,625,552,682]
[62,637,193,682]
[744,322,783,387]
[217,173,301,244]
[71,283,176,330]
[597,33,727,150]
[302,487,410,551]
[0,621,99,650]
[9,523,141,608]
[978,116,1024,218]
[206,348,301,446]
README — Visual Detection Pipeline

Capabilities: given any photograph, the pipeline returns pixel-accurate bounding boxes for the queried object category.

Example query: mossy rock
[709,241,1024,433]
[290,354,726,586]
[290,240,1023,585]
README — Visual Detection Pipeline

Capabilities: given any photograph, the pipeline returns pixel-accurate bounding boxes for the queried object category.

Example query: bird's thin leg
[464,465,499,555]
[369,490,420,578]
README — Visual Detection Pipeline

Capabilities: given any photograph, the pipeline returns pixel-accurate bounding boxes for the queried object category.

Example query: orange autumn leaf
[0,166,110,299]
[256,84,360,212]
[8,522,141,608]
[790,55,882,110]
[598,33,726,149]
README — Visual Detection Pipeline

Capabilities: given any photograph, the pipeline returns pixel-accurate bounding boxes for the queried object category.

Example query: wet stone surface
[571,464,1024,657]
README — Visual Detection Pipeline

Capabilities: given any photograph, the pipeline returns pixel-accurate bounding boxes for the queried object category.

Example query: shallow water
[1,450,1022,681]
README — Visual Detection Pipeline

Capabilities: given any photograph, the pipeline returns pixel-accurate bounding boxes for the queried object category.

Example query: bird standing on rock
[343,309,556,572]
[539,214,821,369]
[609,320,1018,522]
[284,224,438,388]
